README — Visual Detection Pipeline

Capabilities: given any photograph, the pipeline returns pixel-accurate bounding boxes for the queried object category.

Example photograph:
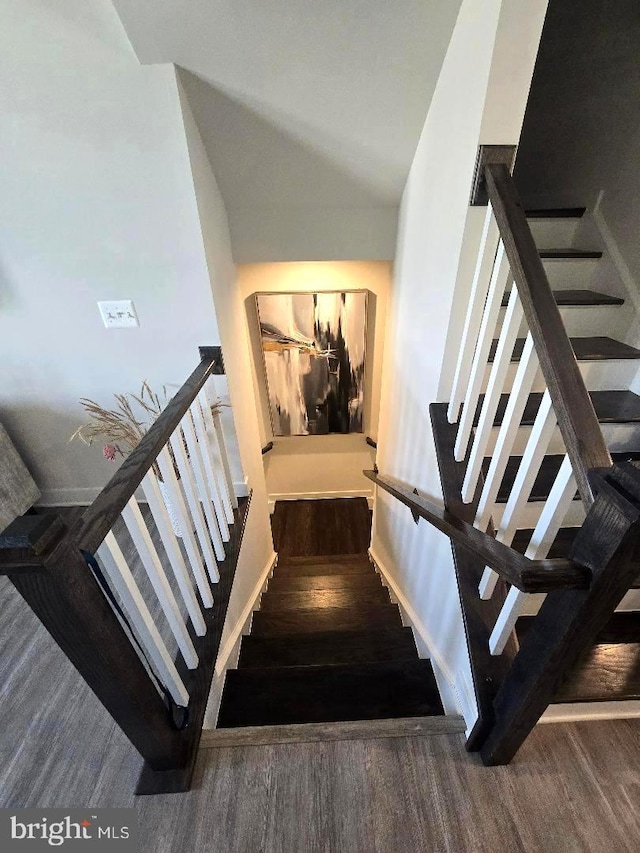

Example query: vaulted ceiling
[113,1,462,261]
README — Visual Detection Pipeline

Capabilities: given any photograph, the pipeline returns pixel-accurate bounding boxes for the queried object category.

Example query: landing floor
[3,571,640,850]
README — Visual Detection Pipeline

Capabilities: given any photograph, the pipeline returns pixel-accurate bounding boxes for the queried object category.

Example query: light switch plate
[98,300,139,328]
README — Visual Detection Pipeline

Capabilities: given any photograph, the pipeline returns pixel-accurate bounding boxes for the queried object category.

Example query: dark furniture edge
[136,493,252,795]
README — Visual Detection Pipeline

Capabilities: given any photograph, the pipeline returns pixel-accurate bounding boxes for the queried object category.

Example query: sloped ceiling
[113,0,462,261]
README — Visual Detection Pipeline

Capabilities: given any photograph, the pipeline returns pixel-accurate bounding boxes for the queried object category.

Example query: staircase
[504,206,640,708]
[216,498,445,731]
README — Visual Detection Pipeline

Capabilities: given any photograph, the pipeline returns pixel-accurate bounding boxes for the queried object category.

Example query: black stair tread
[267,573,384,593]
[483,452,640,503]
[488,336,640,363]
[260,586,391,612]
[217,660,444,728]
[501,289,623,307]
[238,628,418,668]
[251,604,403,636]
[518,612,640,646]
[526,207,586,218]
[482,390,640,427]
[539,249,602,259]
[275,559,374,578]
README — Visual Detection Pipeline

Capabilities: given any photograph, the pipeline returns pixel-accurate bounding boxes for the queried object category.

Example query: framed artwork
[256,291,367,436]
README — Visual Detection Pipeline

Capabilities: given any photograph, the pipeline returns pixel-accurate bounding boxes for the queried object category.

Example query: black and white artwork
[256,291,367,436]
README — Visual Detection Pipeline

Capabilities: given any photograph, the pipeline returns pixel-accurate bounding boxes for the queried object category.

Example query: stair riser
[528,218,582,247]
[250,607,403,636]
[497,304,627,340]
[542,257,601,289]
[483,360,640,395]
[274,562,373,578]
[484,422,640,456]
[519,588,640,619]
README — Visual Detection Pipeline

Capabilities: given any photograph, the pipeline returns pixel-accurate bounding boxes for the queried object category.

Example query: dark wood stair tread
[483,452,640,503]
[526,207,586,219]
[275,556,374,578]
[518,612,640,646]
[251,604,403,636]
[277,553,371,567]
[238,628,418,668]
[217,660,444,727]
[489,336,640,363]
[260,586,391,612]
[539,249,602,259]
[481,390,640,427]
[501,289,623,307]
[267,573,384,593]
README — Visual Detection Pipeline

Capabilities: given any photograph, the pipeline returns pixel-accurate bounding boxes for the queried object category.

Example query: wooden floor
[3,502,640,849]
[271,497,372,556]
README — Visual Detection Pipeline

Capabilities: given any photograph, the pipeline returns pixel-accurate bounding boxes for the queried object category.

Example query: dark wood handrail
[75,354,219,554]
[364,470,591,593]
[261,441,274,455]
[366,436,378,449]
[485,163,612,507]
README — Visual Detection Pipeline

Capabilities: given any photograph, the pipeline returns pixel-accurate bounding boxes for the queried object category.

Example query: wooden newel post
[481,463,640,765]
[0,514,185,771]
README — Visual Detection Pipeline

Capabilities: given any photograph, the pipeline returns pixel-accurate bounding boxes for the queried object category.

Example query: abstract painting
[256,291,367,436]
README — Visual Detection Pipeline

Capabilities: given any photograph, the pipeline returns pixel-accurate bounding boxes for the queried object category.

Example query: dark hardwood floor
[271,497,372,556]
[217,498,444,729]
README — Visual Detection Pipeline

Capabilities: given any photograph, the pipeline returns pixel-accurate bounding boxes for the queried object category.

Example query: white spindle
[204,379,238,510]
[479,391,557,599]
[454,242,512,462]
[181,409,225,561]
[156,446,213,609]
[191,397,231,538]
[474,334,539,530]
[199,387,236,519]
[142,469,209,631]
[96,531,189,706]
[461,288,523,502]
[489,455,577,655]
[169,428,220,583]
[448,205,500,423]
[121,497,198,669]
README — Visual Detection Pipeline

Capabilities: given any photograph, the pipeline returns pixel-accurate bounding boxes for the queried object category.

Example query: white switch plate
[98,300,139,328]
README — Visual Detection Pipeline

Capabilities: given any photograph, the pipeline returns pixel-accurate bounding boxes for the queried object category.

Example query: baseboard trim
[369,547,466,719]
[200,715,465,749]
[269,489,374,505]
[214,549,277,678]
[539,700,640,724]
[37,487,101,506]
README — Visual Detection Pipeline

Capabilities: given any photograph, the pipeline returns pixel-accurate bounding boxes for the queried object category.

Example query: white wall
[0,0,225,504]
[371,0,547,727]
[176,75,275,669]
[238,261,390,504]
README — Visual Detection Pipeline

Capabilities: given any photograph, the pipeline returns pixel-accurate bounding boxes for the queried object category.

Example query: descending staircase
[216,499,445,730]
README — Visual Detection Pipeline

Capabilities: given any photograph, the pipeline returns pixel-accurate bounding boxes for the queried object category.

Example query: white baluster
[203,379,238,510]
[156,446,213,609]
[461,288,523,502]
[191,397,231,538]
[479,391,556,600]
[96,531,189,706]
[121,497,198,669]
[489,455,577,655]
[142,469,209,631]
[475,334,539,530]
[181,409,225,561]
[170,428,220,583]
[448,205,500,423]
[455,242,512,462]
